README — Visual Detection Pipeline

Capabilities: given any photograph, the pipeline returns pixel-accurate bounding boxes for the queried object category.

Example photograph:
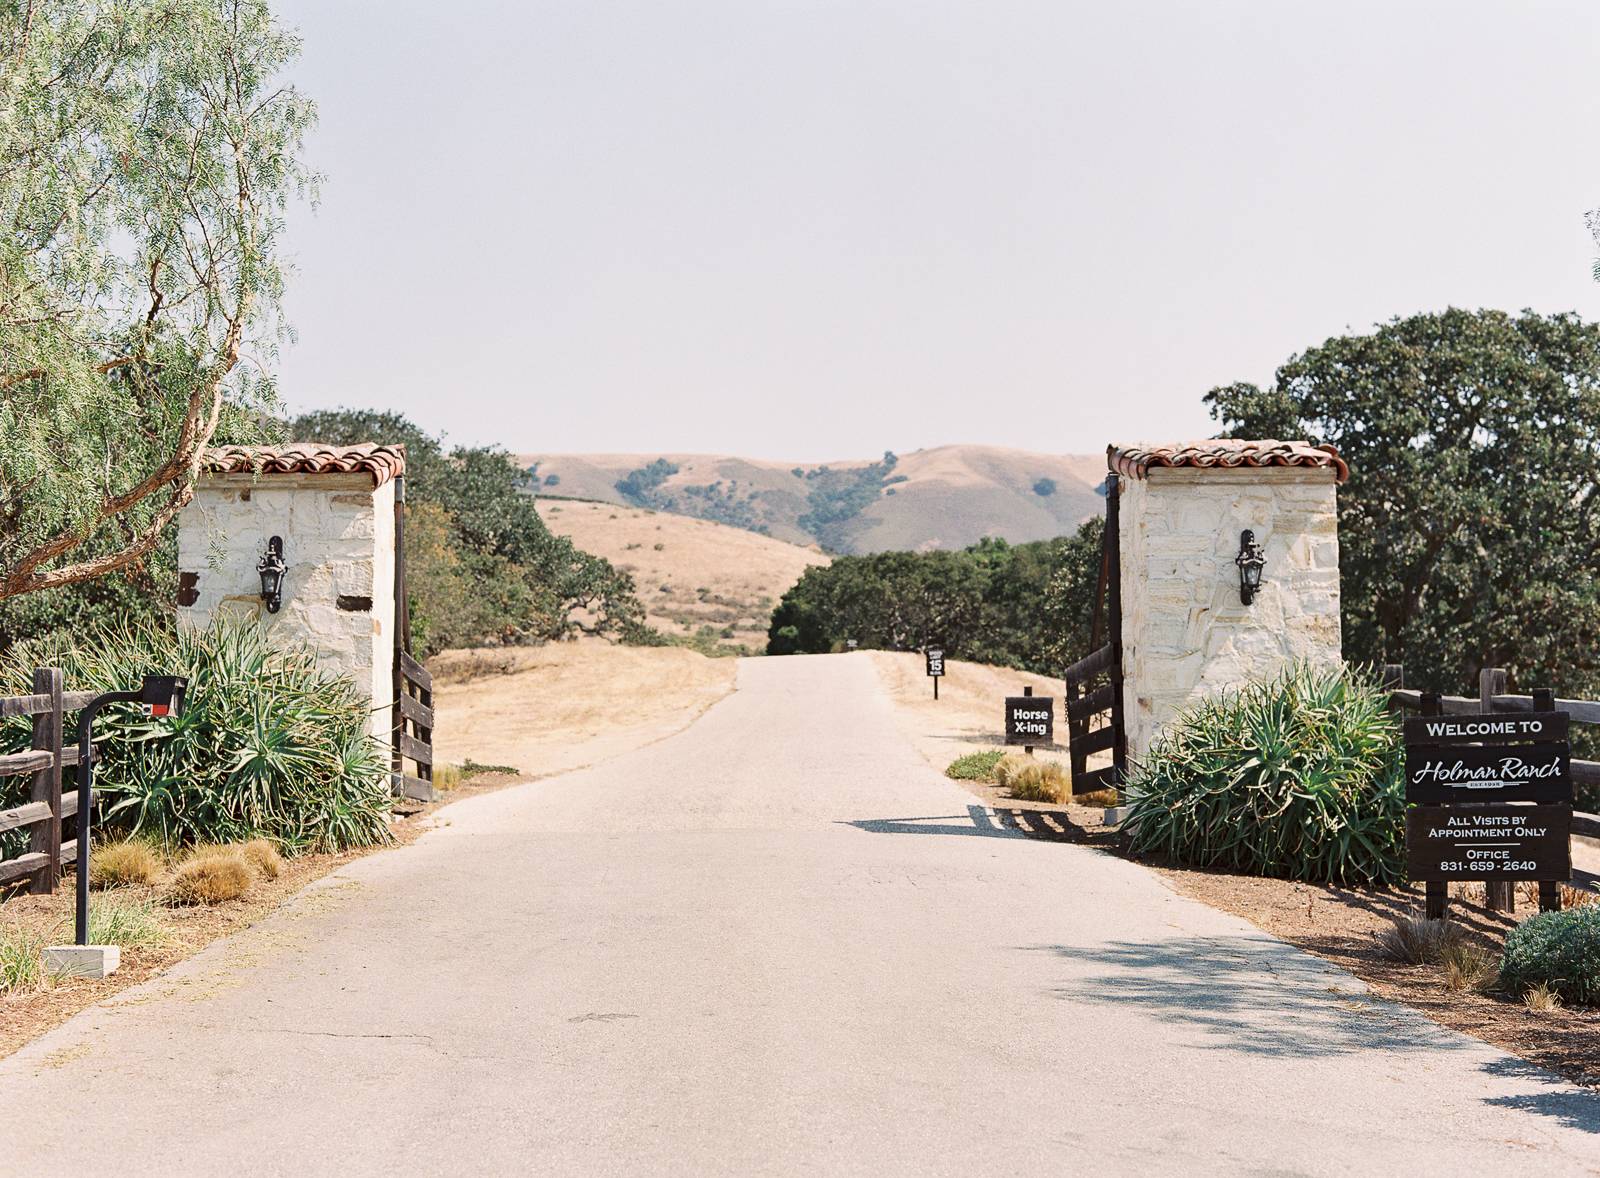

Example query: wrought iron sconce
[257,535,287,613]
[1235,529,1266,605]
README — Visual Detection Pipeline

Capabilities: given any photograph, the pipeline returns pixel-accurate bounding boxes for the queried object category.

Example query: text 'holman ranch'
[1409,753,1566,787]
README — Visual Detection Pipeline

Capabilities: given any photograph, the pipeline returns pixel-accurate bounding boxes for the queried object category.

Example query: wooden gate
[390,473,435,802]
[1064,473,1128,796]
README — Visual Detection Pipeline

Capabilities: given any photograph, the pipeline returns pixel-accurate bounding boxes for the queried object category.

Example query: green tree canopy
[1,1,315,600]
[766,524,1103,674]
[1207,308,1600,695]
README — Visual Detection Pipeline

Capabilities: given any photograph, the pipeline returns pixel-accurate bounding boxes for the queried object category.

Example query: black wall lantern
[257,535,287,613]
[1235,529,1266,605]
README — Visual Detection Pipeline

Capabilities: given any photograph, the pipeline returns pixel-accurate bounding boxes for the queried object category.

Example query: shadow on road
[843,805,1029,838]
[1030,935,1469,1060]
[845,803,1089,842]
[1479,1057,1600,1135]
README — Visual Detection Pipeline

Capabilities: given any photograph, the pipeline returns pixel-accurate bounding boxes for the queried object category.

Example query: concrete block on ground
[1103,804,1136,827]
[43,945,120,979]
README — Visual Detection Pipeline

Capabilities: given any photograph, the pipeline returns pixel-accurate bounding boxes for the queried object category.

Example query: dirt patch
[431,638,736,777]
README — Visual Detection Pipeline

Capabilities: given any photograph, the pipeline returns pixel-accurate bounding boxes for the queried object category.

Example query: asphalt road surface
[3,655,1597,1175]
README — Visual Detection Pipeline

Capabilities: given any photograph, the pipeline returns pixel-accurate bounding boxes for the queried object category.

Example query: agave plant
[1123,663,1405,886]
[1,616,392,855]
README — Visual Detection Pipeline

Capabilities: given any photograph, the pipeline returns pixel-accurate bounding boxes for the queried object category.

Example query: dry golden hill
[536,499,828,649]
[519,444,1105,555]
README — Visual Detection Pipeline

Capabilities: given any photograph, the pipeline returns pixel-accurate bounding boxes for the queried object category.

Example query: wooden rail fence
[0,668,98,895]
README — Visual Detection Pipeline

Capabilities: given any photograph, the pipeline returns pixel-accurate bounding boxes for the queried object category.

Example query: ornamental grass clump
[168,851,254,906]
[1499,906,1600,1008]
[90,840,164,889]
[0,616,393,855]
[995,755,1070,803]
[1124,664,1405,885]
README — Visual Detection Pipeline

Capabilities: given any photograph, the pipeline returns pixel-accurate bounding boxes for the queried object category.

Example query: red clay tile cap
[1107,439,1348,484]
[203,443,407,487]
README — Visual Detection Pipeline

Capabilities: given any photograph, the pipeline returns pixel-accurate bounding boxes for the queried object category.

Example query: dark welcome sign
[1005,696,1054,745]
[1403,705,1573,891]
[1406,804,1572,881]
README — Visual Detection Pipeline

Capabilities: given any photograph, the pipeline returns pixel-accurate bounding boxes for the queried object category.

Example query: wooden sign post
[925,646,945,700]
[1405,689,1572,919]
[1005,685,1054,756]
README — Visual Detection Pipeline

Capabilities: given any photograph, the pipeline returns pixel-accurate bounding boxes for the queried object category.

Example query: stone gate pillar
[1108,440,1348,763]
[174,443,407,745]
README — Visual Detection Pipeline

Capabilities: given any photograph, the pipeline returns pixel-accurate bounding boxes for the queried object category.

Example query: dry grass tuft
[431,763,462,791]
[1076,787,1121,807]
[994,754,1070,803]
[1559,884,1597,910]
[89,840,163,889]
[238,839,284,880]
[1440,940,1499,993]
[1377,914,1461,965]
[166,851,253,906]
[1523,981,1564,1012]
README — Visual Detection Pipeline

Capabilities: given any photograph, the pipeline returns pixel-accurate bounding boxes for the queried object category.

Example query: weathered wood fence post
[27,667,64,894]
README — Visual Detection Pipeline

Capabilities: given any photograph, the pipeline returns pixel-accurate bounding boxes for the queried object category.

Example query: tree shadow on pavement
[1479,1057,1600,1134]
[1031,935,1469,1060]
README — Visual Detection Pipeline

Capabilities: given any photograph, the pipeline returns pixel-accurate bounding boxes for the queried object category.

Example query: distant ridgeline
[607,453,904,550]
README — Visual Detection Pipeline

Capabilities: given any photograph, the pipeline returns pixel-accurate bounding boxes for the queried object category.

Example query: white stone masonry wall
[175,473,396,743]
[1119,466,1341,763]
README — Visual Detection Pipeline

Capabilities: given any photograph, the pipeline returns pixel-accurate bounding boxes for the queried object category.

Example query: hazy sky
[271,1,1600,460]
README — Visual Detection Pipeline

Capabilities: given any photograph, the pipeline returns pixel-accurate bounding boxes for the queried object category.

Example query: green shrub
[1500,906,1600,1007]
[1,616,393,854]
[1124,664,1405,885]
[946,750,1005,781]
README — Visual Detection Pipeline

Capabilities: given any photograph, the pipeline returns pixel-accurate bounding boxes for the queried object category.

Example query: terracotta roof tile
[1107,439,1348,484]
[203,443,407,486]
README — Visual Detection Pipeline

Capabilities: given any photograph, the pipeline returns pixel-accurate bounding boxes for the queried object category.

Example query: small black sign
[926,648,945,677]
[1402,711,1568,746]
[1404,743,1572,805]
[1005,696,1054,745]
[1406,804,1572,882]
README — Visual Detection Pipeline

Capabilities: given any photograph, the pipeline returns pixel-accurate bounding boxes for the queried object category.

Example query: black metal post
[74,689,141,945]
[1024,684,1034,757]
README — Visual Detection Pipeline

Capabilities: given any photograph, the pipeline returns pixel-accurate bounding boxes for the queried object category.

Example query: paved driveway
[2,654,1596,1175]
